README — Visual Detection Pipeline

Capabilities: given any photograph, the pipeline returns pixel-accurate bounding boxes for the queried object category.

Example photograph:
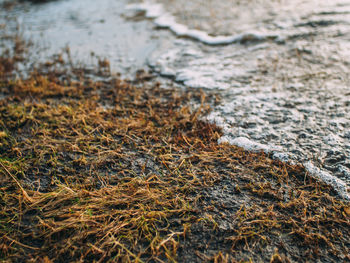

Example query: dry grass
[0,58,219,261]
[0,33,349,263]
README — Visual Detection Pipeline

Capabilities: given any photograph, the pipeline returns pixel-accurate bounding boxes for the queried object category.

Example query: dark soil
[0,13,349,263]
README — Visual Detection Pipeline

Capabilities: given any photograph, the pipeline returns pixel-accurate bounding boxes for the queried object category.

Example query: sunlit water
[1,0,350,198]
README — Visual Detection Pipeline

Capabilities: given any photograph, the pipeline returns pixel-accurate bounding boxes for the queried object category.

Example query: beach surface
[0,0,350,262]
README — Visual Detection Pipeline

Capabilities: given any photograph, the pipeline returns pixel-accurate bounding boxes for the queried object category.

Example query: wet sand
[133,0,350,196]
[1,1,350,262]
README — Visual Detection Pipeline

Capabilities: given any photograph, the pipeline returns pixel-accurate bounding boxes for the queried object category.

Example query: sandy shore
[0,1,350,262]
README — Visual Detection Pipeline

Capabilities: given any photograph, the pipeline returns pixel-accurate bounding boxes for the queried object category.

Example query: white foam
[175,68,231,89]
[149,41,258,89]
[218,135,350,200]
[218,135,283,153]
[127,1,279,45]
[129,0,350,201]
[304,162,349,200]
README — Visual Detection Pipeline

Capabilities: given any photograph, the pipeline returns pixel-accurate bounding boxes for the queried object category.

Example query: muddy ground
[0,1,350,262]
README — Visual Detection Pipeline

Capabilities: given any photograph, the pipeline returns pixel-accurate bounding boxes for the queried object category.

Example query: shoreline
[1,2,350,262]
[3,0,350,194]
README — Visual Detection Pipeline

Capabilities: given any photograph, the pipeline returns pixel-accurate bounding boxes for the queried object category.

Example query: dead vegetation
[0,31,349,263]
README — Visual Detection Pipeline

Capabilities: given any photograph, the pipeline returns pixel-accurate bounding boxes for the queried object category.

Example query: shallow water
[1,0,169,77]
[133,0,350,198]
[1,0,350,198]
